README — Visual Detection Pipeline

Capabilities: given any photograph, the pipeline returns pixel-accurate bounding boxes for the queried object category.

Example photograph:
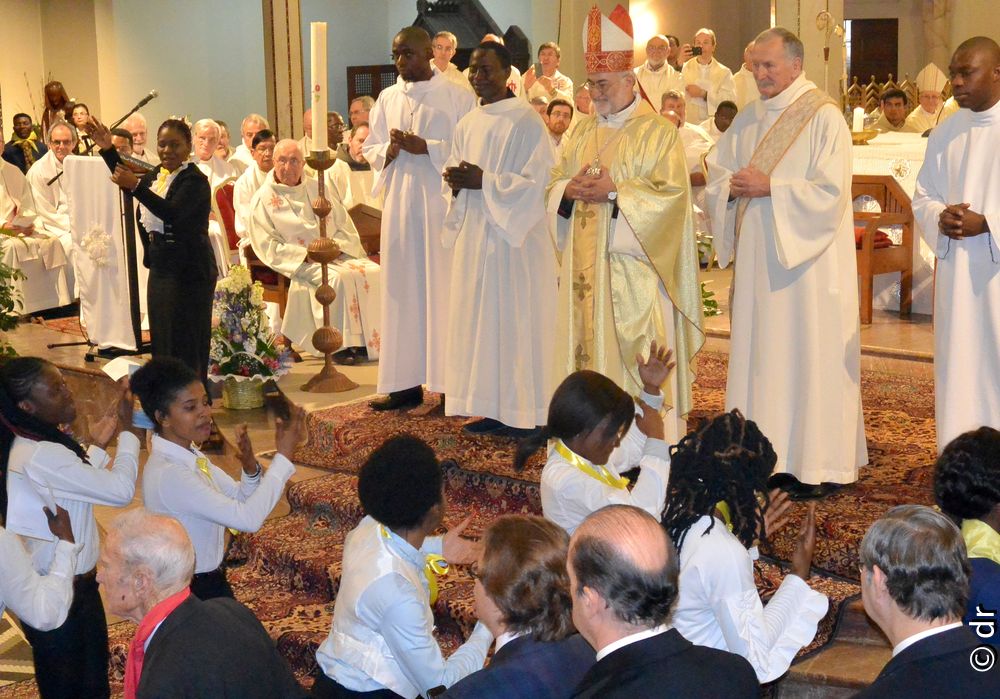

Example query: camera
[691,46,703,56]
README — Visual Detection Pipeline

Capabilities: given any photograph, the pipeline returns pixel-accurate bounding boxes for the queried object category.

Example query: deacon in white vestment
[441,43,558,432]
[248,140,381,359]
[705,28,867,485]
[681,29,737,123]
[1,159,72,313]
[462,33,523,97]
[911,37,1000,451]
[633,35,685,112]
[364,27,477,407]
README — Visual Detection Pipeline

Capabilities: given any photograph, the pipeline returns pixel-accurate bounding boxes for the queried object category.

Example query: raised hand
[84,116,113,151]
[235,424,258,474]
[523,64,537,90]
[111,164,140,192]
[275,404,307,458]
[89,382,131,449]
[790,502,817,580]
[758,488,793,542]
[636,340,675,394]
[442,514,481,564]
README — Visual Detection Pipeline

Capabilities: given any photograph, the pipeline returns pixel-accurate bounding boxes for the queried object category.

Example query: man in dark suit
[97,508,304,698]
[2,113,48,174]
[567,505,758,698]
[854,505,1000,697]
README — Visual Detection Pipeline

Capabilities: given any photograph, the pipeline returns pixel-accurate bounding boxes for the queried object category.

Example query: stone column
[262,0,304,139]
[921,0,952,71]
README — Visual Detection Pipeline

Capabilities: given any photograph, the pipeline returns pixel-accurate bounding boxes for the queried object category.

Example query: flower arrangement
[209,265,291,381]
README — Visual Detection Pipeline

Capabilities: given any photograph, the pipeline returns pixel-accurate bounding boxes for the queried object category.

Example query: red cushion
[215,183,239,250]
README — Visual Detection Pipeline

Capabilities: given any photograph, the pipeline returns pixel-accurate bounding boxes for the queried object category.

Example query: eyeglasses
[254,144,275,154]
[583,76,625,94]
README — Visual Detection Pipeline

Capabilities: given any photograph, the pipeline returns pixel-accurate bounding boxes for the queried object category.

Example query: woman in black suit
[86,118,217,387]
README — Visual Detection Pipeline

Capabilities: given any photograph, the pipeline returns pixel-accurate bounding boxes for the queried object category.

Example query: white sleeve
[30,432,139,507]
[0,527,78,631]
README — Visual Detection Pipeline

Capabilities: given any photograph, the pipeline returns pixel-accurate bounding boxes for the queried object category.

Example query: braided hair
[661,409,776,551]
[0,358,88,522]
[514,370,635,471]
[934,426,1000,524]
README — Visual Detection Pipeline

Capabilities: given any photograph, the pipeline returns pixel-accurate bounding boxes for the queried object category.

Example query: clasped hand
[729,165,770,198]
[565,165,617,203]
[442,161,483,191]
[939,203,988,239]
[388,128,428,160]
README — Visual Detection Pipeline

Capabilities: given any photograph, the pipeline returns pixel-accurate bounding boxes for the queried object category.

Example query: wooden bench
[852,175,913,325]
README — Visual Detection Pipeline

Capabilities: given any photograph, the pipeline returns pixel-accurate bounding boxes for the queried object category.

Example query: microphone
[135,90,159,110]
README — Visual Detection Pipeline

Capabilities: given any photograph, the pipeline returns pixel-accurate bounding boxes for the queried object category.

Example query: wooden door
[847,18,899,84]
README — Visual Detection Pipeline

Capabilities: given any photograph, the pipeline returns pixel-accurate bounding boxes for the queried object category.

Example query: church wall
[0,0,46,129]
[950,0,1000,61]
[39,0,103,116]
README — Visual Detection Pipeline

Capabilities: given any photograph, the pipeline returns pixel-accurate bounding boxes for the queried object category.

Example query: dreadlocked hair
[661,409,776,551]
[514,370,635,471]
[0,358,88,523]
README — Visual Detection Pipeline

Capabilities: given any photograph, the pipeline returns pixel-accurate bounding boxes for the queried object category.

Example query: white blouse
[0,525,78,630]
[671,515,829,682]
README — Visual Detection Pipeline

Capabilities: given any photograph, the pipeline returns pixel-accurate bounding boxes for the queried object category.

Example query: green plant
[702,281,721,318]
[0,256,25,357]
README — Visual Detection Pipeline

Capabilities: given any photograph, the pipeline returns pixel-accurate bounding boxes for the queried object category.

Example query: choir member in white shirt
[661,410,828,683]
[516,343,674,535]
[230,113,270,172]
[523,42,574,104]
[0,356,138,699]
[0,507,78,633]
[130,357,303,601]
[314,435,491,698]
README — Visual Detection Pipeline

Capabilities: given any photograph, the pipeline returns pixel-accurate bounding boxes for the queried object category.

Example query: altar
[852,131,934,315]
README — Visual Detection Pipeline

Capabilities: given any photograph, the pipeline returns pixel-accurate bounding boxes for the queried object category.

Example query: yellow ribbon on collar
[553,440,628,490]
[195,457,239,536]
[379,524,450,605]
[153,167,170,196]
[963,518,1000,565]
[715,500,735,533]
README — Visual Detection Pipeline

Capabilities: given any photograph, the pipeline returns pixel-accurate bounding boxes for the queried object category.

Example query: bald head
[393,26,434,82]
[482,33,504,45]
[273,139,305,185]
[646,34,670,69]
[950,36,1000,112]
[568,505,678,636]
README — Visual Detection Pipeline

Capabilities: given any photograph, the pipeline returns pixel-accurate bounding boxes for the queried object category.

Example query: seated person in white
[662,410,829,683]
[191,118,238,273]
[247,139,380,363]
[1,158,72,313]
[699,100,738,140]
[25,121,77,291]
[661,90,715,235]
[314,435,492,698]
[233,129,276,245]
[229,113,269,172]
[339,122,382,210]
[300,109,353,204]
[0,507,78,633]
[130,356,302,601]
[516,342,674,535]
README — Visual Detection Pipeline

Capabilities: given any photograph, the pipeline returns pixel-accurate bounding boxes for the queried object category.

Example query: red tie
[124,586,192,699]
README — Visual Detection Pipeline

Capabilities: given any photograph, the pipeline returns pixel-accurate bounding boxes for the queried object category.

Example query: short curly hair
[479,515,573,642]
[358,435,443,530]
[934,426,1000,522]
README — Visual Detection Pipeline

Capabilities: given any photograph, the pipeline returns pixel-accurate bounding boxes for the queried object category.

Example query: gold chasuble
[547,99,704,415]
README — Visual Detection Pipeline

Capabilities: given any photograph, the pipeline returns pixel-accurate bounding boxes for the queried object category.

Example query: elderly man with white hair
[123,112,159,165]
[230,113,270,172]
[634,34,684,114]
[97,509,302,698]
[248,139,380,363]
[191,118,238,273]
[545,5,703,446]
[432,31,472,92]
[680,27,737,123]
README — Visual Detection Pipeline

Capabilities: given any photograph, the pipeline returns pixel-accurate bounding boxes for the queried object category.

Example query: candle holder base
[301,362,359,393]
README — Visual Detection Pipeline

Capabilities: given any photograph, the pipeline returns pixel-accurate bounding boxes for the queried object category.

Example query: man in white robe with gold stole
[705,28,866,492]
[363,27,477,411]
[442,41,557,436]
[248,140,380,361]
[912,37,1000,452]
[546,5,704,444]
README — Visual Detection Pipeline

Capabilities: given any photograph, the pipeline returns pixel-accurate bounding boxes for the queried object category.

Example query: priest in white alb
[633,34,684,112]
[248,140,380,363]
[25,122,76,261]
[705,28,867,492]
[233,129,275,244]
[912,37,1000,451]
[363,26,477,411]
[546,5,704,445]
[442,41,557,436]
[2,158,72,313]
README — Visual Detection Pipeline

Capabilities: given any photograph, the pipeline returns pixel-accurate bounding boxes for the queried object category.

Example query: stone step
[781,640,891,697]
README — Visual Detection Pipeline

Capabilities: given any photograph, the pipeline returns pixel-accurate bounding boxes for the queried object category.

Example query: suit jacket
[967,558,1000,647]
[138,595,304,699]
[441,633,594,699]
[3,141,49,174]
[853,626,1000,698]
[571,628,758,699]
[99,147,216,280]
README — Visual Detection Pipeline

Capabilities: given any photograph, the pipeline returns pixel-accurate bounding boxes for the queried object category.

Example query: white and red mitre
[583,4,634,74]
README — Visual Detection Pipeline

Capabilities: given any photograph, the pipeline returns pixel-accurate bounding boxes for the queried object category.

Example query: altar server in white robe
[441,42,557,436]
[633,34,684,112]
[705,28,867,490]
[233,129,275,242]
[25,123,76,261]
[249,140,380,360]
[912,37,1000,452]
[364,27,477,410]
[1,159,72,313]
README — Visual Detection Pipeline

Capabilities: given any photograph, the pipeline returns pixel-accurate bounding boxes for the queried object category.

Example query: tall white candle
[852,106,864,133]
[310,22,328,152]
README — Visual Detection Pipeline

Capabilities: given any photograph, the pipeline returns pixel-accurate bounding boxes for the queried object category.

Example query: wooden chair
[211,178,240,253]
[852,175,913,324]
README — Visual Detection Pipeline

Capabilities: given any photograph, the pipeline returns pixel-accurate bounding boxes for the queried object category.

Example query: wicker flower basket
[222,377,264,410]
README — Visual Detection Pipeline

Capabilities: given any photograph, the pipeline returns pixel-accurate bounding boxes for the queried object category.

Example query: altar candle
[310,22,328,152]
[852,106,864,133]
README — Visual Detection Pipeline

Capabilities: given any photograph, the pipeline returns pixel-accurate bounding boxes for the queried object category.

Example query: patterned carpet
[0,351,935,697]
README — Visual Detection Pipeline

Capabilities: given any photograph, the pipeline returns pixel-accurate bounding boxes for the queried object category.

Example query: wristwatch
[607,190,618,202]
